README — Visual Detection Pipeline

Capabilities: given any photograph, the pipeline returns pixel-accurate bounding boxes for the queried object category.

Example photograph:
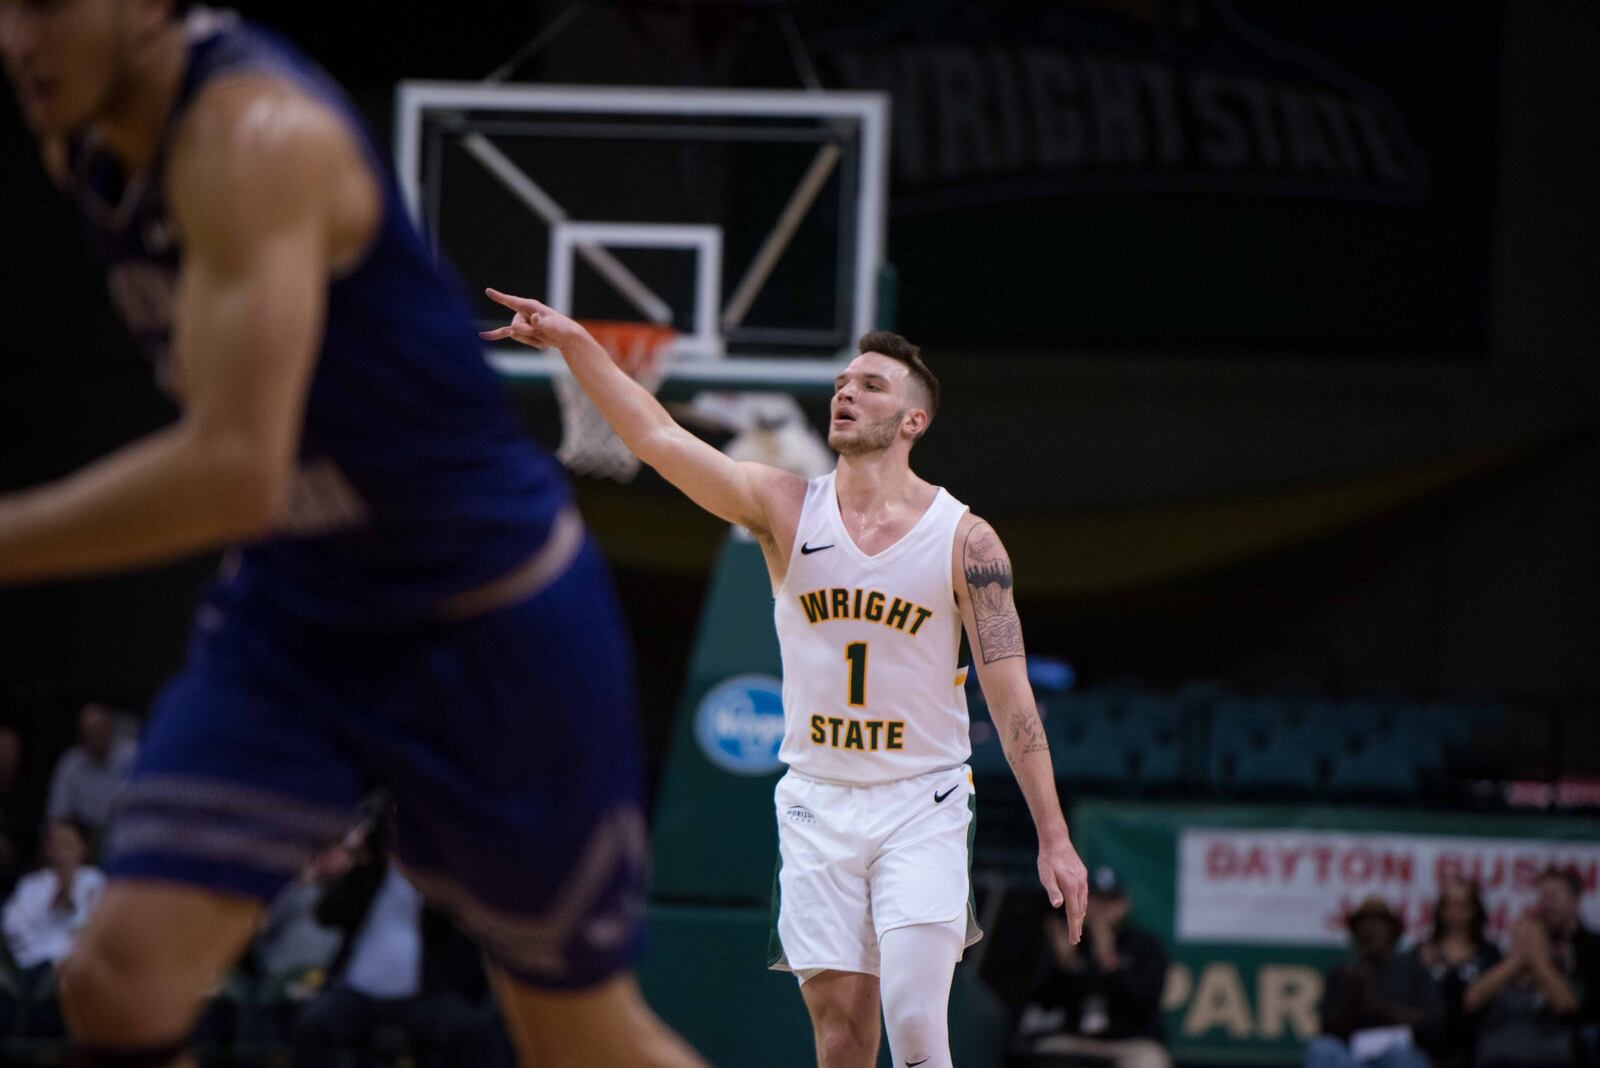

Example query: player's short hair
[856,330,940,426]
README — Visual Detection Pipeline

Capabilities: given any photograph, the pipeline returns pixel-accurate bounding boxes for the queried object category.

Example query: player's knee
[885,1004,937,1047]
[885,999,945,1066]
[57,946,116,1025]
[815,1019,874,1067]
[58,941,193,1043]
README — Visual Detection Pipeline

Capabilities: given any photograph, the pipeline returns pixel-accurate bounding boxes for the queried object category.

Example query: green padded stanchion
[652,531,787,902]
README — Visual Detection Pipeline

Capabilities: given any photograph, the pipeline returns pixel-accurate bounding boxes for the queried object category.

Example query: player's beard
[829,409,903,456]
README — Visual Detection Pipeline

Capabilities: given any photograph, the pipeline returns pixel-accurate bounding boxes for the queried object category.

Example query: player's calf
[492,969,706,1068]
[57,945,197,1052]
[814,1023,879,1068]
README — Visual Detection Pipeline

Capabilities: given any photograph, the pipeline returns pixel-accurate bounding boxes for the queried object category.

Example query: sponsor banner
[1178,829,1600,946]
[1073,802,1600,1066]
[693,673,787,776]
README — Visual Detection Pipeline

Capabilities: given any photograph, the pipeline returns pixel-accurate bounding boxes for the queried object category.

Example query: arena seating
[966,670,1516,806]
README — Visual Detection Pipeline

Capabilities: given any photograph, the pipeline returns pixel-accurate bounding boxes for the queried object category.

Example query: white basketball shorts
[767,764,983,977]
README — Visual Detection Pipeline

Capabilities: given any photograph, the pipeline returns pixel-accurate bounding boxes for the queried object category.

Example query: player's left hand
[1039,834,1089,944]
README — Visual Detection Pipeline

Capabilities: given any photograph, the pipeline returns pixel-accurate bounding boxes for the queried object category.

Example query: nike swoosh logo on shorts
[800,542,833,554]
[933,786,959,804]
[907,1059,930,1066]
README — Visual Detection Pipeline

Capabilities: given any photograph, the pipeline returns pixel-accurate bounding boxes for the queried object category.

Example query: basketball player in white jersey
[483,290,1089,1068]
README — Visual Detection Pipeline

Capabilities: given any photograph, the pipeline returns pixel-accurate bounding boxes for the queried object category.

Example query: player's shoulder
[742,461,813,500]
[956,510,1003,545]
[170,73,356,192]
[178,72,356,171]
[167,73,366,243]
[953,511,1012,572]
[722,461,810,551]
[743,461,812,527]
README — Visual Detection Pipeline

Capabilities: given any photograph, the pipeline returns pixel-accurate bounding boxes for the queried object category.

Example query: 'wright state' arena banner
[809,0,1500,354]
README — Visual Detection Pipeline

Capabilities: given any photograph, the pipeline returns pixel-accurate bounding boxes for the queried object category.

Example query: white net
[552,322,675,482]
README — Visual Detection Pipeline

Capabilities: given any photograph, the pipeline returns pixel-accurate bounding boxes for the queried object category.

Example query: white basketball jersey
[774,471,971,785]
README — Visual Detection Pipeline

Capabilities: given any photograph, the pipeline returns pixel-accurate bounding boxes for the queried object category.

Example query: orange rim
[579,320,676,377]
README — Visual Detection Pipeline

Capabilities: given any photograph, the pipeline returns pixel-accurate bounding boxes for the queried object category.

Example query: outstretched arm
[0,80,352,583]
[1515,919,1580,1015]
[481,291,805,540]
[955,514,1088,940]
[1463,952,1523,1014]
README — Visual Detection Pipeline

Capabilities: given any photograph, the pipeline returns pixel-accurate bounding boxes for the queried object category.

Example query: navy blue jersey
[64,13,567,627]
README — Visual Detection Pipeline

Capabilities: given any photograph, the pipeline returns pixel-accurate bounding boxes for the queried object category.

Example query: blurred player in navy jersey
[0,2,702,1064]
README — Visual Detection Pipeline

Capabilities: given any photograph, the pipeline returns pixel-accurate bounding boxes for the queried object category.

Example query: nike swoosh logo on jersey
[907,1059,930,1066]
[933,786,959,804]
[800,542,834,554]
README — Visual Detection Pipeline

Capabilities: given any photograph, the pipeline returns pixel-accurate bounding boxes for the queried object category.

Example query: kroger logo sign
[694,674,786,776]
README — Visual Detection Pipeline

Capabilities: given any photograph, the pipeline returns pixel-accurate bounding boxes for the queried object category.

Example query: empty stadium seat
[1329,742,1422,796]
[1234,736,1324,792]
[970,678,1505,801]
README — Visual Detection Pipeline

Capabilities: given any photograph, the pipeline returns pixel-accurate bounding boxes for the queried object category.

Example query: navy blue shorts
[104,537,646,990]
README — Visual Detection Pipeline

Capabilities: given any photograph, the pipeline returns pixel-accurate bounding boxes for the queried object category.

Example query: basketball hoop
[552,320,675,482]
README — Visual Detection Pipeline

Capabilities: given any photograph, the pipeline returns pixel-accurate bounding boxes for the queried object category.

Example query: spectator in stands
[44,702,136,836]
[250,847,345,981]
[292,821,506,1067]
[1308,896,1442,1068]
[1415,877,1501,1068]
[0,725,27,894]
[1015,864,1171,1068]
[1532,866,1600,1068]
[1467,866,1600,1068]
[233,841,358,1049]
[1,819,104,983]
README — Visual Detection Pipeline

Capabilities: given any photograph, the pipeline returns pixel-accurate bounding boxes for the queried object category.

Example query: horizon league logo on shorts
[694,674,786,776]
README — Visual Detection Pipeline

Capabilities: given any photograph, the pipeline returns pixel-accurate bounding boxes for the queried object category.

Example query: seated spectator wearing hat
[1307,896,1443,1068]
[1465,866,1600,1068]
[1412,878,1502,1068]
[1015,864,1172,1068]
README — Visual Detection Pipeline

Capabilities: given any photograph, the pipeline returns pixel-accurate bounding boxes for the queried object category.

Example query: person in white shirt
[293,824,501,1067]
[3,819,106,976]
[483,294,1090,1068]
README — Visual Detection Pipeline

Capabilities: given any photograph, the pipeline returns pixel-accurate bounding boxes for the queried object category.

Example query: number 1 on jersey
[845,642,868,707]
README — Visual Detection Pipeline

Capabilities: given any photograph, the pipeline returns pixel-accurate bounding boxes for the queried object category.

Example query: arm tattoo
[1008,710,1051,761]
[963,522,1025,663]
